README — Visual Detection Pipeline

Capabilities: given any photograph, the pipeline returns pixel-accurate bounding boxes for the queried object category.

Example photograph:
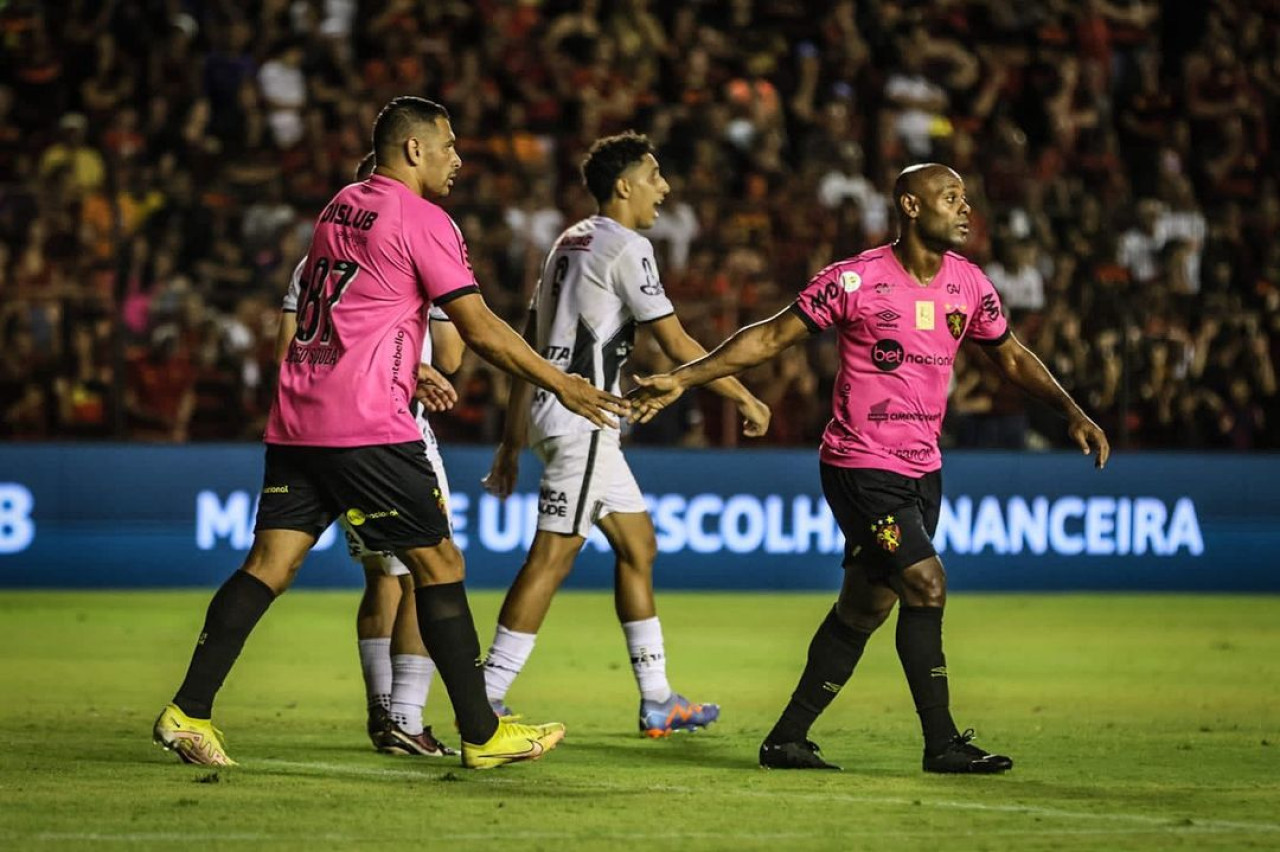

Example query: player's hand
[628,373,685,424]
[738,395,771,438]
[554,373,628,429]
[1068,412,1110,469]
[415,362,458,412]
[482,444,520,498]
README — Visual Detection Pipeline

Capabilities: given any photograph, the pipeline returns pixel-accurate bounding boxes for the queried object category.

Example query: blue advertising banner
[0,445,1273,590]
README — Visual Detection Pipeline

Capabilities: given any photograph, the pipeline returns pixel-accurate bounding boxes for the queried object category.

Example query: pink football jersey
[266,175,478,446]
[791,244,1009,476]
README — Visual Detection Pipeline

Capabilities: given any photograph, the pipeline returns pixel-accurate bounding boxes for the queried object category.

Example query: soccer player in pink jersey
[273,153,462,760]
[631,164,1109,773]
[154,97,627,770]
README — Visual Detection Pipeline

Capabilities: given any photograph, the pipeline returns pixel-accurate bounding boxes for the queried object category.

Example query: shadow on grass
[564,732,759,771]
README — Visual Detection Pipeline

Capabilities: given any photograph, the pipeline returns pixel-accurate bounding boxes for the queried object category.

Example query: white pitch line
[256,759,1280,835]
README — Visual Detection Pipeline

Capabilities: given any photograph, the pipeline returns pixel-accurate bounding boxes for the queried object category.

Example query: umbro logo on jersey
[874,309,901,328]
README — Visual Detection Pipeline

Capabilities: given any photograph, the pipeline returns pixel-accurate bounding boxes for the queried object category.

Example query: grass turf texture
[1,591,1278,851]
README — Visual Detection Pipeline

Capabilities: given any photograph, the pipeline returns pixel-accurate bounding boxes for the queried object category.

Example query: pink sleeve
[967,269,1010,344]
[790,264,861,332]
[408,209,480,304]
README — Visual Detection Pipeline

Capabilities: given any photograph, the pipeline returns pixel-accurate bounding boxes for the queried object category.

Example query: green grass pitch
[1,590,1278,850]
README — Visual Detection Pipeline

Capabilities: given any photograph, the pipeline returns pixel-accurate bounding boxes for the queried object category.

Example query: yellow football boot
[461,717,565,770]
[152,703,238,767]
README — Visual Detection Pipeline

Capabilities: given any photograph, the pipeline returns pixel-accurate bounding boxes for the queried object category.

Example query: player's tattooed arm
[631,307,810,425]
[484,312,537,499]
[645,315,771,437]
[980,332,1110,469]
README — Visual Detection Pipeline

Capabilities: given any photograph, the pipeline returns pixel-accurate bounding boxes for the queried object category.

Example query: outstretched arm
[442,293,627,430]
[980,332,1110,468]
[631,306,811,424]
[646,314,771,436]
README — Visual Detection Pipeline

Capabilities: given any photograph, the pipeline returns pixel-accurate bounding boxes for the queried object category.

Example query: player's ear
[404,136,421,166]
[899,192,919,220]
[614,175,631,201]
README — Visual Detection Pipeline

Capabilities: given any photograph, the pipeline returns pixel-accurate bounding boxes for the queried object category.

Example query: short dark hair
[372,97,450,162]
[355,151,375,180]
[580,131,655,205]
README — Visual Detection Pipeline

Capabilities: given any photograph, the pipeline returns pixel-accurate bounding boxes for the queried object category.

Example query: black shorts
[820,463,942,582]
[255,441,450,553]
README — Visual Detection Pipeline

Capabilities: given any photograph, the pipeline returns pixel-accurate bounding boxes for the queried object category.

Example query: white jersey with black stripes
[527,215,674,445]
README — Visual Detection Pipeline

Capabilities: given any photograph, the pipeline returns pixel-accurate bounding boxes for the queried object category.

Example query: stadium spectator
[0,0,1275,452]
[986,238,1047,314]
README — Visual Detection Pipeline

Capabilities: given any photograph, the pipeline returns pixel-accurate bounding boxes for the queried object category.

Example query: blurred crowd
[1,0,1277,451]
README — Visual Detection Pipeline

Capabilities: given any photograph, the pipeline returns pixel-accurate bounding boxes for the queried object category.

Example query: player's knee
[242,560,298,595]
[900,561,947,607]
[525,549,578,583]
[401,539,466,586]
[617,535,657,575]
[241,549,304,594]
[835,599,892,633]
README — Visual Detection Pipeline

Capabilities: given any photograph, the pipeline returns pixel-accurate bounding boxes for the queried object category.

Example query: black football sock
[766,607,872,745]
[896,605,960,753]
[173,570,276,718]
[414,582,499,745]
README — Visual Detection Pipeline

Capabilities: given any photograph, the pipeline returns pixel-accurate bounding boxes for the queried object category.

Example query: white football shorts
[533,429,647,538]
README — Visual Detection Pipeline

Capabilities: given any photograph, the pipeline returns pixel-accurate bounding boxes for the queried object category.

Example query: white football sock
[358,638,392,710]
[483,625,537,703]
[389,654,435,736]
[623,617,672,703]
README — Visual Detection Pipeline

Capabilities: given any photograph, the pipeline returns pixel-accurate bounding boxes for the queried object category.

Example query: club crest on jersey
[870,515,902,553]
[945,304,968,340]
[840,271,862,292]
